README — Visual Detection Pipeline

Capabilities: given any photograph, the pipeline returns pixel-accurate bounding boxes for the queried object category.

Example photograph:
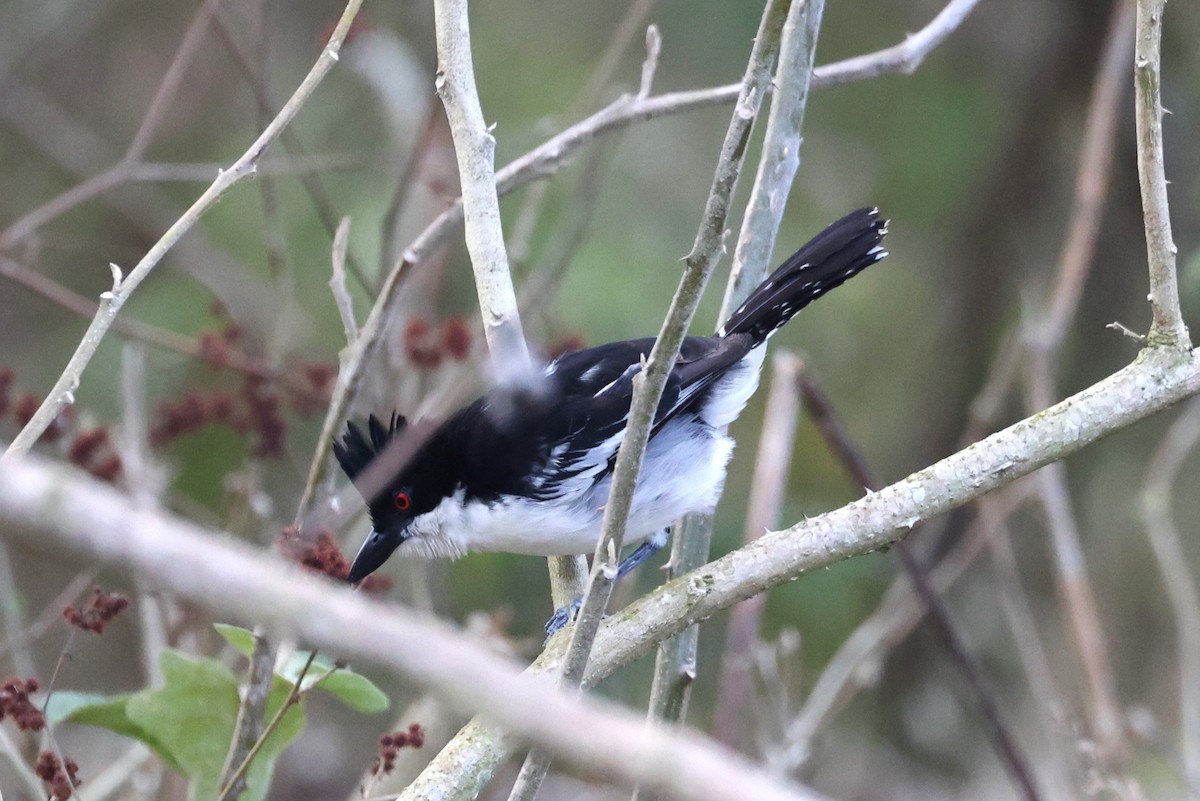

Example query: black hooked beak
[348,528,402,583]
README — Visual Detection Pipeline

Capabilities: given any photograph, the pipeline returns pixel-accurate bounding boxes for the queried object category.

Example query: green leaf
[55,650,305,801]
[215,624,389,714]
[309,668,389,714]
[125,650,242,801]
[45,691,115,724]
[214,623,256,657]
[55,692,183,773]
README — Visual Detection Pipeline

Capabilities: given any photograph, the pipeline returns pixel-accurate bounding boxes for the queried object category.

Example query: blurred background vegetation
[2,0,1200,798]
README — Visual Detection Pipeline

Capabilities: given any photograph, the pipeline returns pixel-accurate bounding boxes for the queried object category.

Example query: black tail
[718,207,888,344]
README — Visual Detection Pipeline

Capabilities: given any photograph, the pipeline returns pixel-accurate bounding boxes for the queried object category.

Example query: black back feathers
[719,207,888,345]
[333,412,407,483]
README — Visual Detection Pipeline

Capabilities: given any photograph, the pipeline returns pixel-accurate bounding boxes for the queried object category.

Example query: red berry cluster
[0,676,45,731]
[403,317,472,369]
[291,363,338,417]
[197,322,246,368]
[35,751,80,801]
[372,723,425,775]
[63,587,130,634]
[0,368,123,483]
[66,428,122,483]
[277,527,392,594]
[242,375,286,457]
[150,320,335,457]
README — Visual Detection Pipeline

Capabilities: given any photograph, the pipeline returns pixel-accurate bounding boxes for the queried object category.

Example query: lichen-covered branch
[2,459,835,801]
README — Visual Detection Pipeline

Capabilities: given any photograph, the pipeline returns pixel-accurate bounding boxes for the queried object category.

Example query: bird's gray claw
[544,597,582,640]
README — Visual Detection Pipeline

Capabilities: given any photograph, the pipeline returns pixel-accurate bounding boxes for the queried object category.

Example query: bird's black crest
[333,412,407,482]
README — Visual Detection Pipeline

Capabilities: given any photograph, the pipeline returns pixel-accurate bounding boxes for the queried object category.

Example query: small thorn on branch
[1107,321,1147,342]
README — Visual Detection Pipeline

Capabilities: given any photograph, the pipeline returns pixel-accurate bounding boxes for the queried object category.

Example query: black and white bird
[334,207,888,628]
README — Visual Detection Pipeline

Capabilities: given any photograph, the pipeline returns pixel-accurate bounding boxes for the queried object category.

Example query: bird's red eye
[393,491,412,511]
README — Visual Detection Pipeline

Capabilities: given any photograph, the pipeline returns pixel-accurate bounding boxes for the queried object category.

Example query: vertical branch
[558,0,789,679]
[711,352,803,747]
[219,630,277,801]
[1044,0,1134,340]
[1024,430,1126,763]
[431,0,587,612]
[0,543,36,678]
[1140,399,1200,793]
[1134,0,1188,347]
[1022,0,1133,765]
[639,0,823,775]
[720,0,826,319]
[432,0,530,375]
[510,3,792,800]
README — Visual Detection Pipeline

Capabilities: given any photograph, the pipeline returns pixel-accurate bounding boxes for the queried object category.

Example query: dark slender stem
[796,366,1044,801]
[219,630,277,801]
[215,650,324,801]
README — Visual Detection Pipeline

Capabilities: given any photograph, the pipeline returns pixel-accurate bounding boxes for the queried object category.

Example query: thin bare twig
[0,148,362,250]
[559,0,788,689]
[330,217,359,342]
[1016,2,1136,762]
[1043,0,1134,342]
[648,0,825,779]
[218,629,278,801]
[1134,0,1188,347]
[126,0,224,162]
[0,256,327,407]
[0,0,222,250]
[515,4,790,798]
[378,104,440,278]
[215,651,321,801]
[788,482,1036,759]
[1140,398,1200,793]
[0,570,97,662]
[506,0,659,270]
[812,0,981,88]
[206,4,373,290]
[1,0,366,459]
[1025,440,1126,761]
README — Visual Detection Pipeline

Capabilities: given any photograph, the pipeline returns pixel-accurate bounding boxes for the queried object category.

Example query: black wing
[530,334,751,496]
